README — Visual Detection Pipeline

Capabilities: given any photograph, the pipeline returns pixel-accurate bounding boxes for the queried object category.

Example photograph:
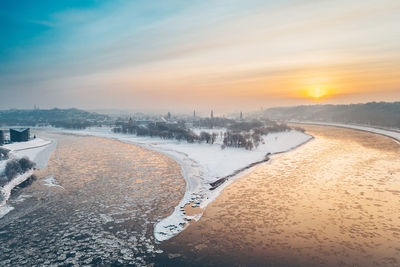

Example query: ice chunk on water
[43,175,64,189]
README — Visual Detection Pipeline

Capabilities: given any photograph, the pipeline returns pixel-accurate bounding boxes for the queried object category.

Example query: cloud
[1,0,400,110]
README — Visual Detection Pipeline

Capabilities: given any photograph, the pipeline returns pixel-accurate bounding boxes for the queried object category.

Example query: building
[128,117,134,126]
[10,128,30,142]
[0,130,4,145]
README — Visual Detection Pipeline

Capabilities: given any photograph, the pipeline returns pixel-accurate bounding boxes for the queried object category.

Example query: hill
[0,108,110,129]
[260,102,400,129]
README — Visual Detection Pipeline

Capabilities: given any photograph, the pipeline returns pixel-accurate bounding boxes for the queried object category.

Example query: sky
[0,0,399,112]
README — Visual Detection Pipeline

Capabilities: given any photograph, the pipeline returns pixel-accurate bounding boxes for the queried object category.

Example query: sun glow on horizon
[298,86,332,100]
[309,87,325,98]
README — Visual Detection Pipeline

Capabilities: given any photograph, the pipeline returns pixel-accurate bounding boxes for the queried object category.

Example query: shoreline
[50,127,313,242]
[0,138,56,218]
[210,155,271,190]
[289,121,400,143]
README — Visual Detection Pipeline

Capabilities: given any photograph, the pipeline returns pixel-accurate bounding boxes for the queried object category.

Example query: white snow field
[0,138,56,218]
[3,138,56,169]
[57,127,312,241]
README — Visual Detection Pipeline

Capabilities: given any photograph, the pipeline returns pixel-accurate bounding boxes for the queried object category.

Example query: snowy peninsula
[57,126,312,241]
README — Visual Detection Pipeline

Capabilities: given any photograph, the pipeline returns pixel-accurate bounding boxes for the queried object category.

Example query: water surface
[0,133,185,265]
[1,126,399,266]
[162,125,400,266]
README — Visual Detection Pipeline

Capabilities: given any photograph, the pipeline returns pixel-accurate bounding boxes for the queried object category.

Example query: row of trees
[0,108,110,128]
[0,157,35,186]
[114,122,224,146]
[50,120,93,129]
[199,132,218,144]
[113,122,199,143]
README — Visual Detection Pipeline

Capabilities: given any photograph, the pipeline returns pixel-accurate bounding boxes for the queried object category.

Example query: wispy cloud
[0,0,399,110]
[29,20,55,27]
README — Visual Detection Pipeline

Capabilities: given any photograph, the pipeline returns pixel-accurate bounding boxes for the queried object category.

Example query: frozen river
[0,125,399,266]
[161,125,400,266]
[0,133,185,265]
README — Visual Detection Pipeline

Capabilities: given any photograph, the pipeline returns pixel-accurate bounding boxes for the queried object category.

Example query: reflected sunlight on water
[162,125,400,266]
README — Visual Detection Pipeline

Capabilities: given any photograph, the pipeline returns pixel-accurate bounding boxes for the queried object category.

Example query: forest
[262,102,400,128]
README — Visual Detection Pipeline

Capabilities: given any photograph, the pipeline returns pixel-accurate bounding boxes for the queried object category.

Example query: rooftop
[10,128,30,132]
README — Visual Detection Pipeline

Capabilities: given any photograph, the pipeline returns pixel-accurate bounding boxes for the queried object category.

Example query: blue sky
[1,0,399,111]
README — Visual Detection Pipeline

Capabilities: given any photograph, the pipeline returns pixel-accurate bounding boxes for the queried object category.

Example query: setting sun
[310,87,324,98]
[306,87,330,99]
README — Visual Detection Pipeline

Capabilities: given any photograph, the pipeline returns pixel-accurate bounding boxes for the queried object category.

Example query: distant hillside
[261,102,400,129]
[0,108,110,128]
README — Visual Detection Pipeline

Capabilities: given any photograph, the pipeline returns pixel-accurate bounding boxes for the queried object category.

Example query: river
[0,133,185,266]
[161,125,400,266]
[0,126,399,266]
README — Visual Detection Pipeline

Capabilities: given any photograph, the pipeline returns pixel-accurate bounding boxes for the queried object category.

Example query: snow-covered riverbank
[0,138,56,218]
[290,121,400,142]
[55,127,312,241]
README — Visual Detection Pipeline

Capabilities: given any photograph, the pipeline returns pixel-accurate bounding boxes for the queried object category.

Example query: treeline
[50,120,92,129]
[222,120,293,150]
[113,122,199,143]
[262,102,400,129]
[222,132,262,150]
[0,108,110,128]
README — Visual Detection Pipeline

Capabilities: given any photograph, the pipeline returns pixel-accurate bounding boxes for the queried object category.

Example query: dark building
[10,128,30,142]
[0,130,4,145]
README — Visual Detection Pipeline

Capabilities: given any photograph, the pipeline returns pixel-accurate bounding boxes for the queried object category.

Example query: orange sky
[1,0,399,111]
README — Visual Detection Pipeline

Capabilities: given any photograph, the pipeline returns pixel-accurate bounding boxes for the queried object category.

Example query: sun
[307,87,328,99]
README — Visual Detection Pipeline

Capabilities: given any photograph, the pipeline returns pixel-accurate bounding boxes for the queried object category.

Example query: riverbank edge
[289,121,400,142]
[0,138,56,217]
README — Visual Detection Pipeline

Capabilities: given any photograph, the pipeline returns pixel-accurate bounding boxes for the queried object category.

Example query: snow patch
[43,175,64,189]
[0,205,14,219]
[0,170,34,208]
[4,138,57,169]
[12,193,32,203]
